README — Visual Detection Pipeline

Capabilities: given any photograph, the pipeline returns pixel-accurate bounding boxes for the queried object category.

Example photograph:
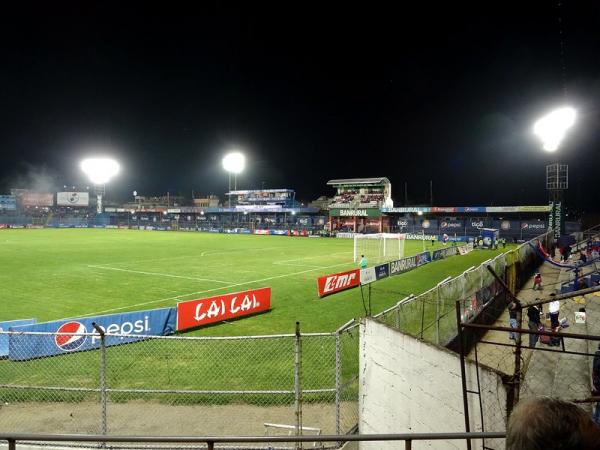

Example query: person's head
[506,397,600,450]
[361,255,364,258]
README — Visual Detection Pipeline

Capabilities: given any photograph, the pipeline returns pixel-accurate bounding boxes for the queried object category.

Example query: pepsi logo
[55,322,87,351]
[441,221,448,228]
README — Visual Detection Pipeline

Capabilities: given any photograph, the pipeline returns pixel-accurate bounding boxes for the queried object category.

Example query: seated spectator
[506,397,600,450]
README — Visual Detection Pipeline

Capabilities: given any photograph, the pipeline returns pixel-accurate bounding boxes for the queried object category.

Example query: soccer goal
[353,233,406,263]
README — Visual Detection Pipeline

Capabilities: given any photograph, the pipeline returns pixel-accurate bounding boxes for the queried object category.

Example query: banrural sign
[329,208,381,218]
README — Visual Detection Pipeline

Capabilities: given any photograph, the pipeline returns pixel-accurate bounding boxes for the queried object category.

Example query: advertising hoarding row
[5,287,274,360]
[383,205,551,213]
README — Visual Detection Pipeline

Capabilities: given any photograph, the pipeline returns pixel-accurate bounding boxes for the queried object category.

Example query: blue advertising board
[432,246,459,261]
[9,308,176,361]
[0,319,36,357]
[389,251,431,275]
[374,263,389,280]
[0,195,16,211]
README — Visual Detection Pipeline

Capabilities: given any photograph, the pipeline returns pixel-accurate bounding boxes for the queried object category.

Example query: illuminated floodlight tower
[533,107,576,238]
[222,151,245,209]
[80,158,120,214]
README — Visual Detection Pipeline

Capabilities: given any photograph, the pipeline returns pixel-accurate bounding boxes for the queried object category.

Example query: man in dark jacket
[527,304,542,348]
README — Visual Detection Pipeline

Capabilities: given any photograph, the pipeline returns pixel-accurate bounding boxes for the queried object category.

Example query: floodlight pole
[95,184,106,214]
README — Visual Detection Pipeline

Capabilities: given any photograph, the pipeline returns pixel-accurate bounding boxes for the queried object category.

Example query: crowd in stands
[331,190,386,206]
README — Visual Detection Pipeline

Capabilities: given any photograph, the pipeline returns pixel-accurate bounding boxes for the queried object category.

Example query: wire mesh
[0,330,353,448]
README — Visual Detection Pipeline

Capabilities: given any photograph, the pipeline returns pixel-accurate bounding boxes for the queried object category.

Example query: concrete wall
[359,318,507,450]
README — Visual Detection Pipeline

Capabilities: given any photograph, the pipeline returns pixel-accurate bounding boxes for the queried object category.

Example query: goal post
[353,233,406,263]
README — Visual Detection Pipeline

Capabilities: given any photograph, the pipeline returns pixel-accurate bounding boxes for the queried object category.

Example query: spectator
[527,303,542,348]
[533,272,542,290]
[593,344,600,426]
[508,300,518,340]
[580,252,588,264]
[506,397,600,450]
[549,299,560,329]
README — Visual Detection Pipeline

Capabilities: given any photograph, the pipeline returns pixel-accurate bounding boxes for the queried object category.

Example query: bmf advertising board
[317,269,360,297]
[8,308,176,361]
[177,287,271,330]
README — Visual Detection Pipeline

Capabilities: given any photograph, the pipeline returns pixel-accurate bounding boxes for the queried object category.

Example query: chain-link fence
[373,232,554,349]
[454,287,600,442]
[0,323,360,449]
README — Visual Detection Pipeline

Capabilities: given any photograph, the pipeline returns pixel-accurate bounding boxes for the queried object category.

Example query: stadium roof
[327,177,390,186]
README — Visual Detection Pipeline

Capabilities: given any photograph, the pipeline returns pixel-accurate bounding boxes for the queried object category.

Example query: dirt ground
[0,400,356,437]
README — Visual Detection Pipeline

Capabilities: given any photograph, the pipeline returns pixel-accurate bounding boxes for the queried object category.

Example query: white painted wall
[359,318,507,450]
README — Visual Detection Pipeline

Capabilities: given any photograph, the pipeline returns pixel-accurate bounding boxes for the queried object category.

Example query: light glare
[533,107,576,152]
[222,152,245,174]
[80,158,120,184]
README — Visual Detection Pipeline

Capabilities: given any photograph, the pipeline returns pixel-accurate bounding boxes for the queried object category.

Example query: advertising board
[317,269,360,298]
[19,192,54,207]
[177,288,271,331]
[57,192,90,207]
[0,319,36,357]
[0,195,16,210]
[8,308,176,361]
[360,267,376,285]
[432,246,459,261]
[389,251,431,275]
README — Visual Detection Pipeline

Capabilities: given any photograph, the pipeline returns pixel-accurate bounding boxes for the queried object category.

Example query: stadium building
[327,177,394,233]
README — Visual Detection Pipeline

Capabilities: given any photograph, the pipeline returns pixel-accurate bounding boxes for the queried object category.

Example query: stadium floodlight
[80,158,120,214]
[222,152,245,174]
[222,151,245,208]
[80,158,120,185]
[533,107,576,152]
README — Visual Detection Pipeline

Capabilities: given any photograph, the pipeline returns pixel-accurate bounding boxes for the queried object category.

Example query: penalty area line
[78,260,353,318]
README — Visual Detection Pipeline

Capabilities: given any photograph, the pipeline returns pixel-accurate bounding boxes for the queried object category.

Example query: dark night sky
[0,2,599,209]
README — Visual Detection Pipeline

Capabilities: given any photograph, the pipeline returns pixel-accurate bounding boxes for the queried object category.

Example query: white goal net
[353,233,406,263]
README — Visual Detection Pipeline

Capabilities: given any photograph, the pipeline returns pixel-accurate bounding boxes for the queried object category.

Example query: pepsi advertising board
[0,319,36,357]
[8,308,176,361]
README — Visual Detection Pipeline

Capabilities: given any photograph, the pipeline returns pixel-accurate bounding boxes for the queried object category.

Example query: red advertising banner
[317,269,360,298]
[176,287,271,331]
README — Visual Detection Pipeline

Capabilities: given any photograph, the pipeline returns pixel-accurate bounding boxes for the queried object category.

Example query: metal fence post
[294,322,303,450]
[335,328,341,436]
[92,322,107,438]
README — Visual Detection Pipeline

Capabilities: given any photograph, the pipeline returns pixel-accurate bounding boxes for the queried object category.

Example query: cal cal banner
[9,308,176,361]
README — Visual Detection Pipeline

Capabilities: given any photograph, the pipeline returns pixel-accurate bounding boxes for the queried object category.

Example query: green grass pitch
[1,228,509,335]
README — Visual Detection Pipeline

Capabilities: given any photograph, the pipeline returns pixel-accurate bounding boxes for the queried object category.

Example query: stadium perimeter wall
[359,318,507,450]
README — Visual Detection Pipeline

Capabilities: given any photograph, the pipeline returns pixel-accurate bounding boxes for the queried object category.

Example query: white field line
[78,260,353,318]
[90,246,285,268]
[87,265,230,284]
[274,251,350,264]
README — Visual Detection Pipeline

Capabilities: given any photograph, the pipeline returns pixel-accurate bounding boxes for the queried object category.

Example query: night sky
[1,2,599,209]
